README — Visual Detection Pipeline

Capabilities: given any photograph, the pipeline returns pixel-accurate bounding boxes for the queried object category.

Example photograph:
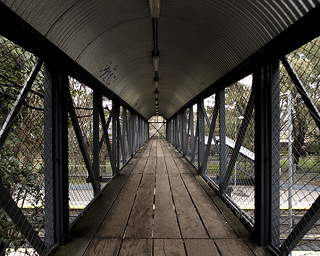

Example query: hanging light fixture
[153,55,159,72]
[149,0,160,18]
[154,77,159,89]
[150,0,160,116]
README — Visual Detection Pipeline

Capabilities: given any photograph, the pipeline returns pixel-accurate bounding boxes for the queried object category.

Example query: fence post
[182,110,187,156]
[219,89,228,193]
[122,107,127,165]
[254,61,280,247]
[93,90,101,183]
[197,100,205,173]
[44,63,69,246]
[189,107,195,163]
[112,100,120,175]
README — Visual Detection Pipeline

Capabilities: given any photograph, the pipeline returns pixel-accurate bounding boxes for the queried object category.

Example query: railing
[167,35,320,255]
[0,35,148,255]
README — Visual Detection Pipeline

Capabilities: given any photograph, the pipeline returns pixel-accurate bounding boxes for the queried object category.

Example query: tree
[281,36,320,166]
[0,36,45,255]
[205,79,254,151]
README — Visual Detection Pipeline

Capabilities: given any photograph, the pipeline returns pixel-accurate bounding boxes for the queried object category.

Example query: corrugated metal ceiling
[1,0,319,120]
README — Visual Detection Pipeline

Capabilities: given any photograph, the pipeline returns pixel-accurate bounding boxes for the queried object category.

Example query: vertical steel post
[271,62,281,249]
[189,107,195,162]
[201,93,219,175]
[138,116,141,148]
[93,90,101,183]
[44,64,69,246]
[178,113,181,149]
[173,116,176,146]
[134,115,137,152]
[112,100,120,175]
[197,100,205,173]
[128,112,133,156]
[44,64,55,248]
[122,107,127,165]
[254,61,280,247]
[167,119,171,141]
[169,118,173,143]
[182,110,187,156]
[219,89,228,192]
[287,91,293,243]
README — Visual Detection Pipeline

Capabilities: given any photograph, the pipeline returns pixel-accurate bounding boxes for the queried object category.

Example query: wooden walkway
[52,138,270,256]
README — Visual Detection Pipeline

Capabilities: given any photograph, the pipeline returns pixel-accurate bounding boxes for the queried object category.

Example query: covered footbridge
[1,1,320,255]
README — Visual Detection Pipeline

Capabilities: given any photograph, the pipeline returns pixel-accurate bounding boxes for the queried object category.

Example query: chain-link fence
[203,78,256,224]
[273,36,320,253]
[0,35,149,255]
[0,35,47,255]
[68,78,97,223]
[167,35,320,255]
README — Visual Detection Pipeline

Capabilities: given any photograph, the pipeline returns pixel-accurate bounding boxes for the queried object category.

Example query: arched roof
[1,0,319,120]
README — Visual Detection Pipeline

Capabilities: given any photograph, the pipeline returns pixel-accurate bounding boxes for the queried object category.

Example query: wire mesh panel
[203,77,255,223]
[224,79,255,221]
[68,78,96,223]
[100,95,113,179]
[0,36,47,255]
[272,36,320,253]
[0,34,149,256]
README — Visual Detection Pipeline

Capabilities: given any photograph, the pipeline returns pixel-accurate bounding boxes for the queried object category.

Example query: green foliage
[0,36,45,253]
[0,140,44,252]
[281,36,320,164]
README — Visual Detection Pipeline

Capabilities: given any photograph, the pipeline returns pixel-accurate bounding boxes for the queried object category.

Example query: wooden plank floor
[52,138,271,256]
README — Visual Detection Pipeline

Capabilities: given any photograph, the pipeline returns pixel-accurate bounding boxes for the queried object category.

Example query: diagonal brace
[280,194,320,255]
[0,177,46,254]
[220,89,255,193]
[150,122,165,139]
[98,103,117,176]
[281,57,320,130]
[200,100,220,153]
[67,89,100,195]
[0,60,43,150]
[200,93,220,174]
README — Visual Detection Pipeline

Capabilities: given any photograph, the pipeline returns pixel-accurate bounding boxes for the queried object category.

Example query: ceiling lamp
[154,77,159,89]
[149,0,160,18]
[153,55,159,72]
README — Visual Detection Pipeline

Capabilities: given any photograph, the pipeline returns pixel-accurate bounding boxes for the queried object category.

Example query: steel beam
[200,93,219,175]
[122,107,127,164]
[254,61,280,247]
[93,90,101,183]
[44,63,69,246]
[128,112,134,156]
[182,110,188,156]
[98,102,116,176]
[219,89,228,192]
[281,57,320,130]
[0,178,46,254]
[219,89,255,193]
[112,101,120,174]
[197,100,206,173]
[179,112,183,151]
[280,194,320,255]
[150,122,166,139]
[0,60,43,150]
[67,89,101,195]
